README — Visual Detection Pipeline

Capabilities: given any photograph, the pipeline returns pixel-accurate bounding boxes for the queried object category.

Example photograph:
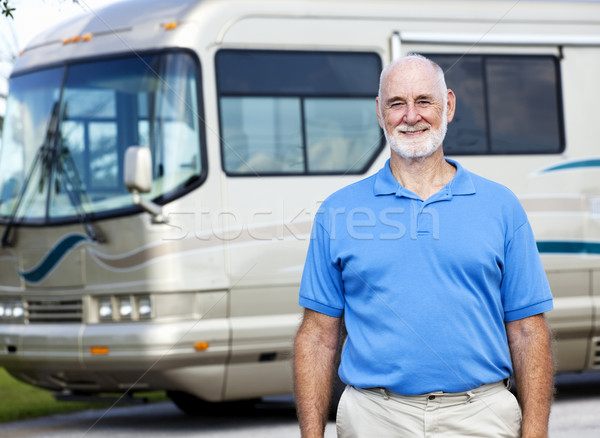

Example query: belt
[365,379,510,402]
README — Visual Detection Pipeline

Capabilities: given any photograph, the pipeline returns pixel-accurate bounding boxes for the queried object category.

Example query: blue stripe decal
[19,234,89,283]
[540,159,600,173]
[537,241,600,254]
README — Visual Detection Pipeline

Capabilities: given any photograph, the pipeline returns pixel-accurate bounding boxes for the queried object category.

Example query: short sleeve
[298,220,345,317]
[501,220,553,321]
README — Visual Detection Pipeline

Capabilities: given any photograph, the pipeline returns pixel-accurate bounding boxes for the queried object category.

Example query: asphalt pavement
[0,372,598,437]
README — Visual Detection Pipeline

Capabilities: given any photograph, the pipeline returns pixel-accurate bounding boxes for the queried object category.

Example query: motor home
[0,0,599,413]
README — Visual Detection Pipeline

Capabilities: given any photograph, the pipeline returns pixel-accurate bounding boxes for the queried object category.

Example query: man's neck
[389,147,456,200]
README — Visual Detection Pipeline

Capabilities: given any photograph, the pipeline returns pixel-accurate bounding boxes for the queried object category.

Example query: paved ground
[0,372,598,437]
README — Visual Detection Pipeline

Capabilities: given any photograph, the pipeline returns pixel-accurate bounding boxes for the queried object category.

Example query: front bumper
[0,318,230,399]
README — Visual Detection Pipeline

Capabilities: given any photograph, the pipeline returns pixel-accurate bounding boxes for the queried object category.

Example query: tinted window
[216,50,383,175]
[428,55,564,155]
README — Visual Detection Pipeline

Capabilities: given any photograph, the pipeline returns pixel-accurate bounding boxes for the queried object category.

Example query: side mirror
[125,146,152,193]
[124,146,167,223]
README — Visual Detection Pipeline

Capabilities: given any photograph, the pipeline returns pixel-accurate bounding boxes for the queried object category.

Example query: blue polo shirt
[298,159,553,395]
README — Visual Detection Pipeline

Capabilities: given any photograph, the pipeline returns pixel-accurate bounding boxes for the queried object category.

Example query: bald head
[378,54,448,114]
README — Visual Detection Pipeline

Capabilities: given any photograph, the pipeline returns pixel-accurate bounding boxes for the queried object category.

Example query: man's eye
[417,100,431,106]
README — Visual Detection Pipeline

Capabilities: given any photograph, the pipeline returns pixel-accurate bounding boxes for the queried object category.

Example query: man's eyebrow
[384,93,436,106]
[415,93,436,101]
[384,96,405,105]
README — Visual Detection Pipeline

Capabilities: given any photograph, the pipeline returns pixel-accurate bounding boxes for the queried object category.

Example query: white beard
[385,110,448,161]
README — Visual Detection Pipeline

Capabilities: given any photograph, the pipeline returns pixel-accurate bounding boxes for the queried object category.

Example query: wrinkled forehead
[381,60,443,100]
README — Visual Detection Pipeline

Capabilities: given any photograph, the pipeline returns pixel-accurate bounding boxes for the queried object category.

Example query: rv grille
[26,298,83,323]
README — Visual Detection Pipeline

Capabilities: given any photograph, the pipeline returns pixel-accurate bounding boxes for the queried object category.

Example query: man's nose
[403,103,421,124]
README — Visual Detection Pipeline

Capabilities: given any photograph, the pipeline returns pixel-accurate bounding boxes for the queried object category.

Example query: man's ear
[446,89,456,123]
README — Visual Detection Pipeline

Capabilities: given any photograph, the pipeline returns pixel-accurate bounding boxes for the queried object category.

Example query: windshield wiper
[1,102,106,247]
[1,102,60,247]
[55,144,107,243]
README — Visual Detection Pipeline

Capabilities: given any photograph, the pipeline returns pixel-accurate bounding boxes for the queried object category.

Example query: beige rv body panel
[1,0,600,402]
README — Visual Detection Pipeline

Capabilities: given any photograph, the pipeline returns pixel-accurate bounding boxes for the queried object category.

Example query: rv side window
[216,50,383,175]
[427,54,564,155]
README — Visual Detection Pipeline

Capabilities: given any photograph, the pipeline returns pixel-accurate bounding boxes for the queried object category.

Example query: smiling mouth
[396,123,431,135]
[398,126,429,135]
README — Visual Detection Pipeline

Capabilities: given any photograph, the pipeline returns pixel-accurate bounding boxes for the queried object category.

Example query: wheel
[167,391,258,416]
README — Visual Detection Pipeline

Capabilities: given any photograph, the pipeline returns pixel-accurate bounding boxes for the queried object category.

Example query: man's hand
[294,309,341,438]
[506,313,554,438]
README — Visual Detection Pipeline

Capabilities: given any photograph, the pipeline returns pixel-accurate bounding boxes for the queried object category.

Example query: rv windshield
[0,51,203,223]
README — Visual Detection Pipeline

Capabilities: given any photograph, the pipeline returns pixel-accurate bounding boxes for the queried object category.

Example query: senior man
[294,54,554,438]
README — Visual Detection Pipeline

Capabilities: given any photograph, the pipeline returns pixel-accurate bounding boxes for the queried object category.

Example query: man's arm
[506,313,554,438]
[294,308,341,438]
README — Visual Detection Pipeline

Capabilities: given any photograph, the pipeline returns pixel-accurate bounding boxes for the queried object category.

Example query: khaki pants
[336,381,521,437]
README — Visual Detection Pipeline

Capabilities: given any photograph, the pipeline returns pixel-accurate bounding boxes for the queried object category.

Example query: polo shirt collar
[373,158,476,198]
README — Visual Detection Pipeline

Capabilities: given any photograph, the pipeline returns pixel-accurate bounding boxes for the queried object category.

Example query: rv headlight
[0,302,5,318]
[12,301,24,319]
[137,296,152,319]
[98,297,113,320]
[119,297,132,319]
